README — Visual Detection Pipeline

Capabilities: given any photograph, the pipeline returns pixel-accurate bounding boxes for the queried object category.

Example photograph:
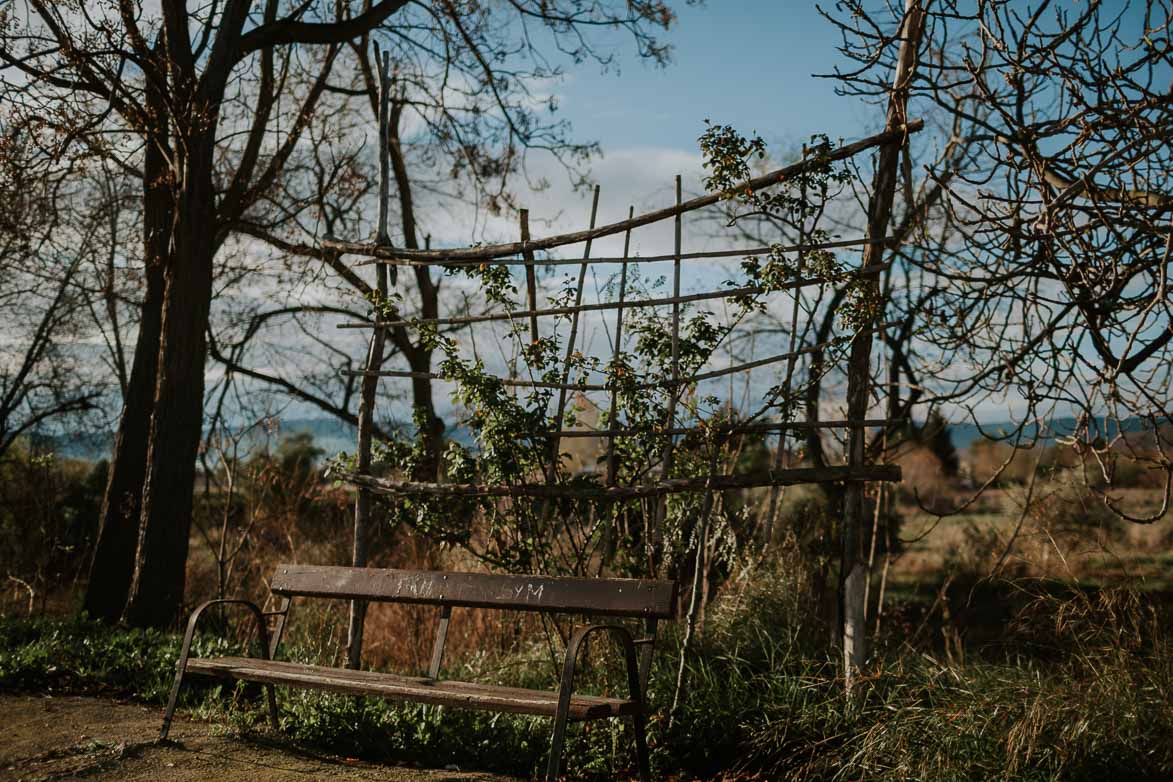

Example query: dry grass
[889,481,1173,591]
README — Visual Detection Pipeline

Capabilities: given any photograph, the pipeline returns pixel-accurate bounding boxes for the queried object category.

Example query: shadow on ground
[0,694,517,782]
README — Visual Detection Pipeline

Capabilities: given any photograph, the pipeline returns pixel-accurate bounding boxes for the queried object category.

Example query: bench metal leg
[159,659,187,741]
[546,624,651,782]
[544,695,652,782]
[546,698,648,782]
[632,710,651,782]
[164,669,277,739]
[161,607,201,741]
[160,599,276,741]
[545,703,571,782]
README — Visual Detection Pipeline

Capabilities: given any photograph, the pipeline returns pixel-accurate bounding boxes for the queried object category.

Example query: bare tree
[0,127,104,459]
[825,0,1172,510]
[1,0,682,627]
[690,0,1170,679]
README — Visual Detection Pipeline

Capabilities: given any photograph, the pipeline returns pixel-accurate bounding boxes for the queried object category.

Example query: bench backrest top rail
[271,565,677,619]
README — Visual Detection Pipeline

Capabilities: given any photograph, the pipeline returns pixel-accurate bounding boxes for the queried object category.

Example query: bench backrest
[271,564,676,619]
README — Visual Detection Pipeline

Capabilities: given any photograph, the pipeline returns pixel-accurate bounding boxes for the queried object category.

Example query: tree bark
[123,135,217,629]
[82,79,172,623]
[82,255,165,622]
[406,346,444,480]
[388,96,444,482]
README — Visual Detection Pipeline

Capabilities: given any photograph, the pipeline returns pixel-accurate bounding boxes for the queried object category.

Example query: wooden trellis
[331,39,921,671]
[327,125,916,495]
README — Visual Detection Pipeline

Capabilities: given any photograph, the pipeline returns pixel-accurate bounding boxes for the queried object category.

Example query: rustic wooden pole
[606,207,635,487]
[651,176,684,557]
[841,0,923,689]
[520,208,539,345]
[341,463,902,500]
[352,235,901,269]
[763,146,811,546]
[670,175,683,394]
[552,418,894,439]
[338,263,893,331]
[347,44,393,671]
[344,319,900,391]
[549,186,601,476]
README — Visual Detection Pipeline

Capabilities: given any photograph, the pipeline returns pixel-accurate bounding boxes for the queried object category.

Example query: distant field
[890,485,1173,593]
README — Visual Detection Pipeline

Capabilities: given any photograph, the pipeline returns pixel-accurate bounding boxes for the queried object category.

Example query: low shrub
[738,584,1173,781]
[0,614,232,701]
[0,447,106,613]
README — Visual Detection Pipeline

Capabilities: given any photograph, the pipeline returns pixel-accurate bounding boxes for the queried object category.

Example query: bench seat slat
[271,564,676,619]
[185,657,636,721]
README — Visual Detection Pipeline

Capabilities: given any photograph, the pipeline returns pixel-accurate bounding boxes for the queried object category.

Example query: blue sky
[555,4,868,151]
[473,2,894,251]
[467,4,888,254]
[550,1,1154,155]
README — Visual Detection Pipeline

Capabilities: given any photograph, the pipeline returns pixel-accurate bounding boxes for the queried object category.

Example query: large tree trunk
[123,136,217,629]
[82,86,172,623]
[82,264,164,621]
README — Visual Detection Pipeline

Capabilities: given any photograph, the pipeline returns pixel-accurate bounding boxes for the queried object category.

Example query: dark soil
[0,694,518,782]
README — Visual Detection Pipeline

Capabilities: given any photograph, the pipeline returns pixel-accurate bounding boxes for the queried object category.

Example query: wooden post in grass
[841,0,923,689]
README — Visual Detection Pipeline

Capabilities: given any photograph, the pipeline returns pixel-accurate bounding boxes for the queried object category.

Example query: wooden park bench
[160,564,677,781]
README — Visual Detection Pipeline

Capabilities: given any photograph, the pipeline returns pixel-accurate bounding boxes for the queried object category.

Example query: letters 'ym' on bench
[161,564,677,781]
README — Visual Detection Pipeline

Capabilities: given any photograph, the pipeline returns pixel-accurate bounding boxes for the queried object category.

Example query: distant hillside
[27,430,114,462]
[25,417,360,462]
[948,416,1149,450]
[28,415,1150,462]
[278,418,358,456]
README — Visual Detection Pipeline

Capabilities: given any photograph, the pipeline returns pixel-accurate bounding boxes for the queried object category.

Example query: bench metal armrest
[176,599,273,671]
[558,624,645,713]
[160,599,276,741]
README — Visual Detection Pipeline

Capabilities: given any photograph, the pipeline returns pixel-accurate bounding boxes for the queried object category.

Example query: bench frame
[160,565,676,782]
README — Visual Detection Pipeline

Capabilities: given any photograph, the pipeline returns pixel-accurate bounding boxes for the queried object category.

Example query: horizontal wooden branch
[339,321,896,392]
[338,464,902,499]
[341,345,818,392]
[552,419,895,439]
[337,263,890,331]
[351,236,895,269]
[322,121,924,263]
[340,368,610,391]
[615,319,896,388]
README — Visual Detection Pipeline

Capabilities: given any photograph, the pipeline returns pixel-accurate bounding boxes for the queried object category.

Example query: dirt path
[0,694,518,782]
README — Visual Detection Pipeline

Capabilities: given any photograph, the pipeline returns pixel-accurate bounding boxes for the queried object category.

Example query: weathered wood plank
[271,565,678,619]
[185,657,634,720]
